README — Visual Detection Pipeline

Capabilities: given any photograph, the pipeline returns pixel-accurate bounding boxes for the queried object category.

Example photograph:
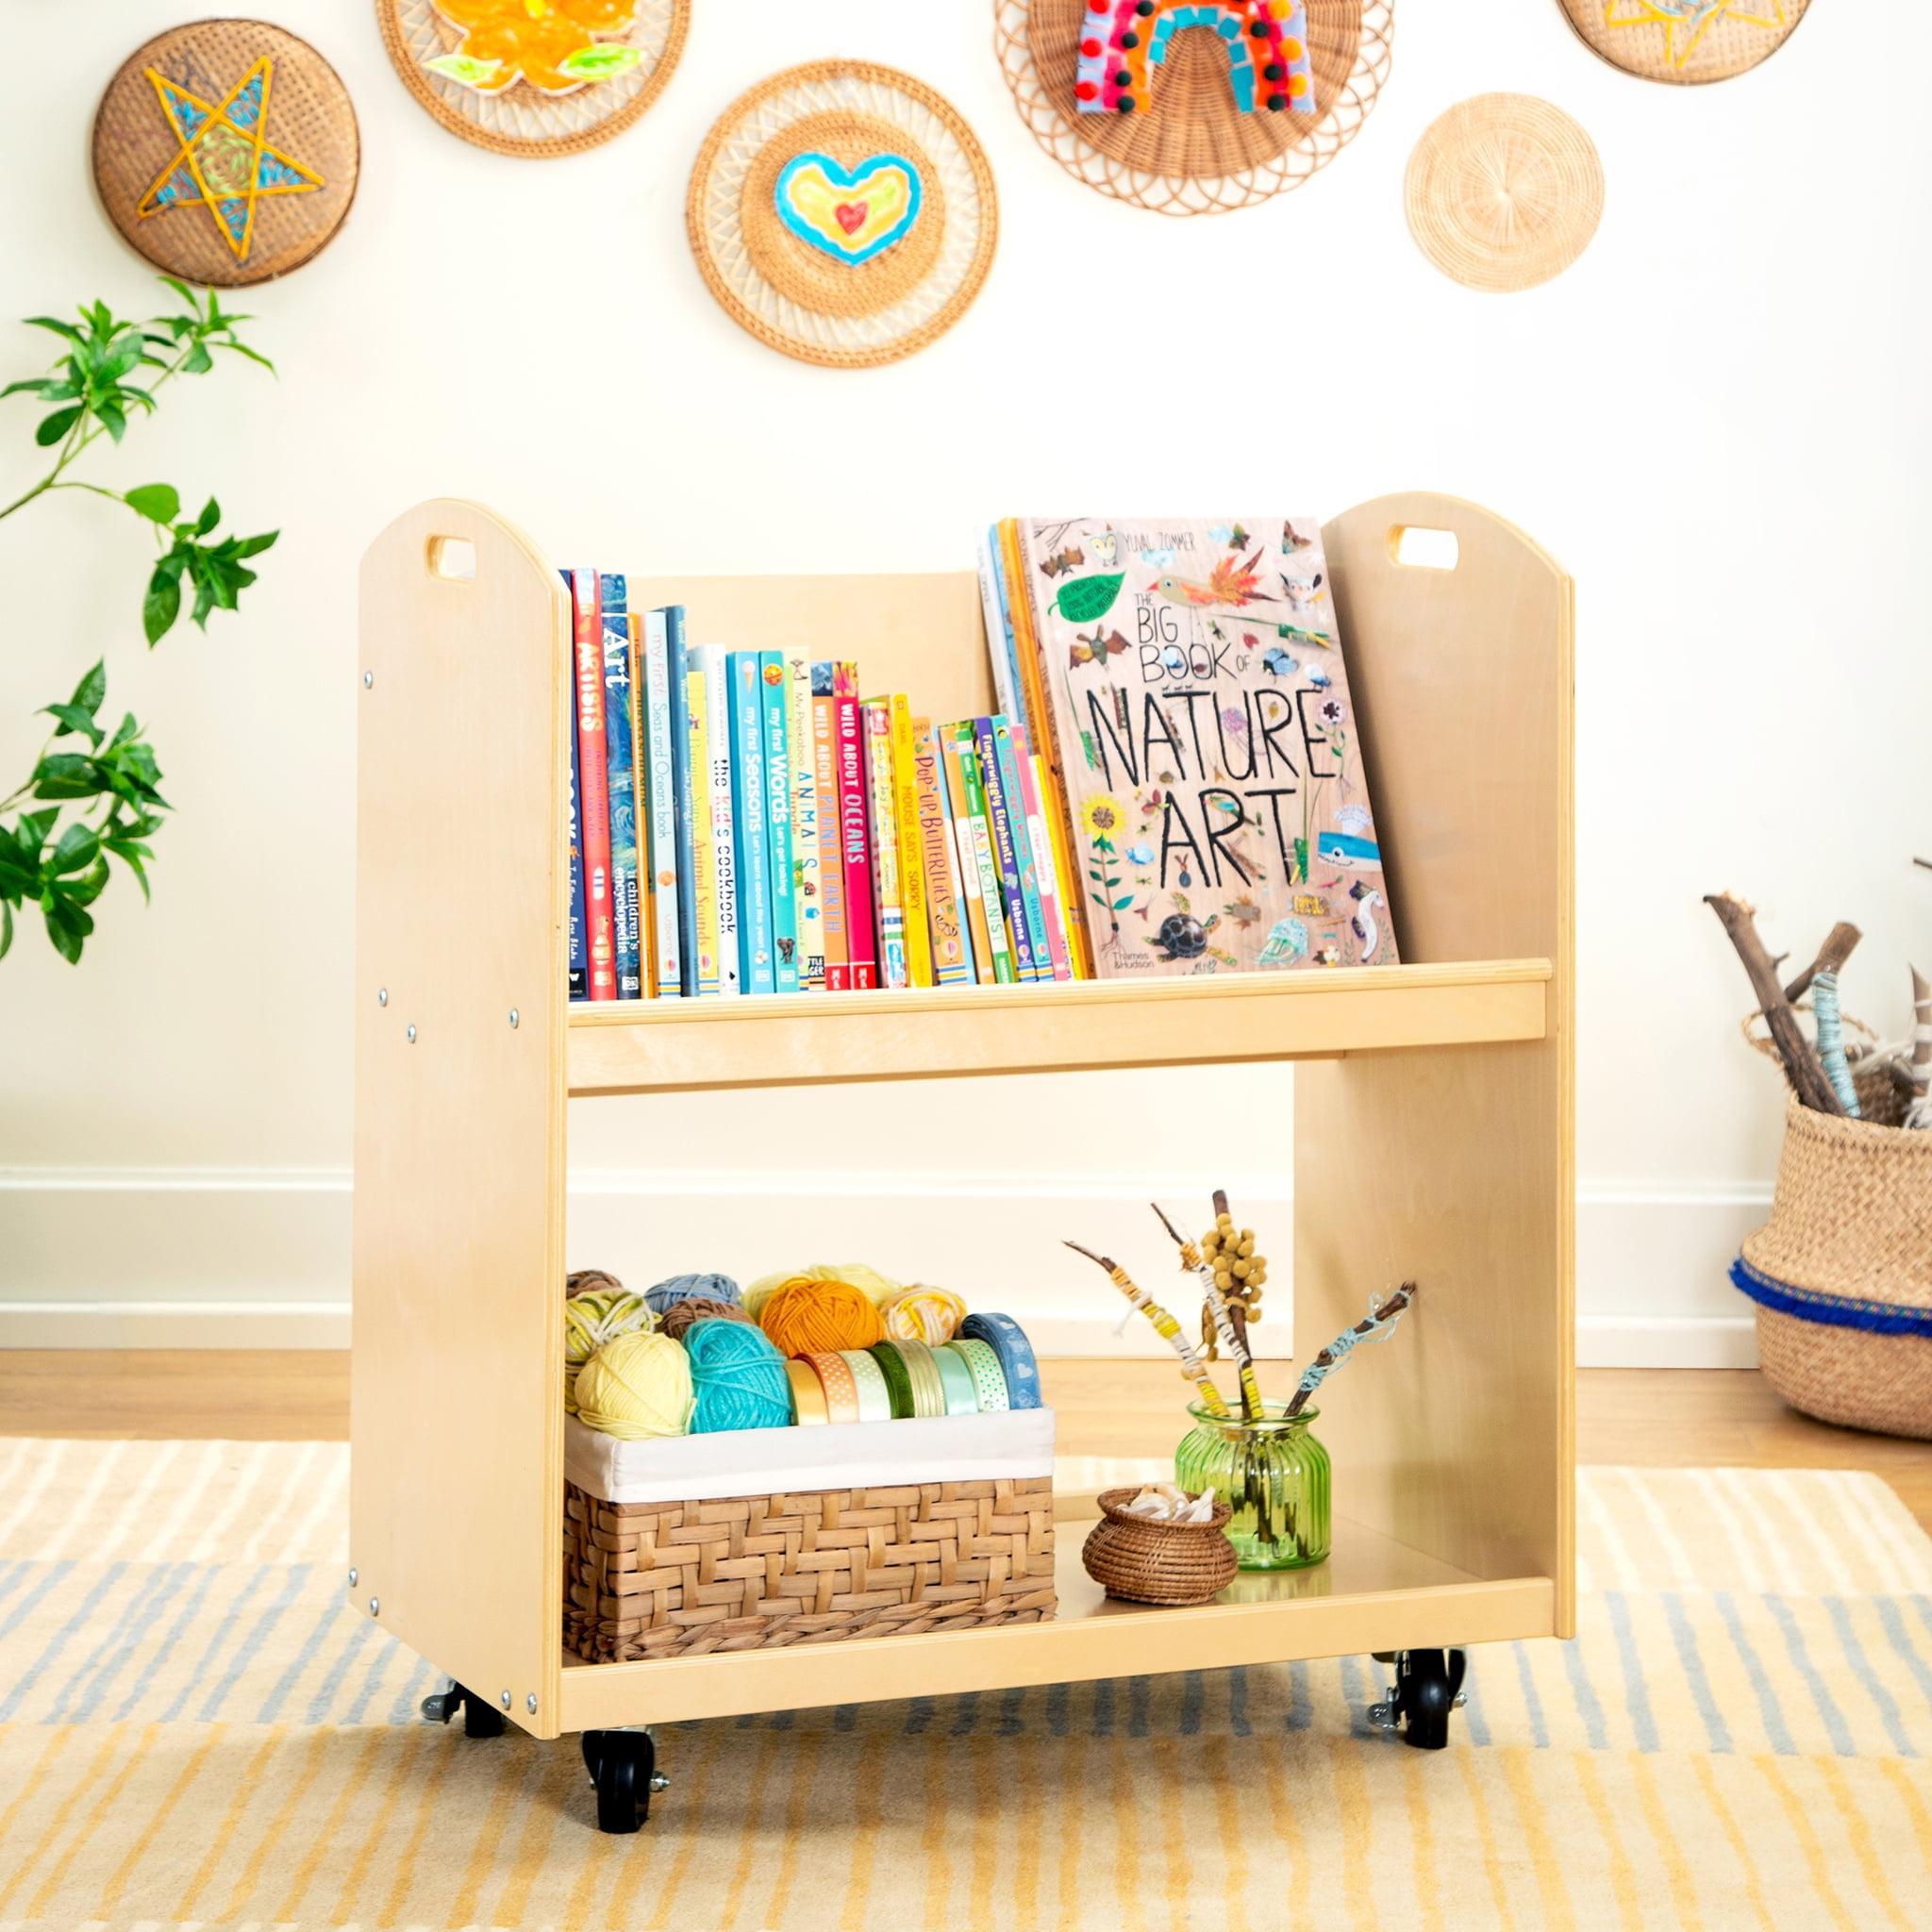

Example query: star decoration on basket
[136,58,325,262]
[1601,0,1790,70]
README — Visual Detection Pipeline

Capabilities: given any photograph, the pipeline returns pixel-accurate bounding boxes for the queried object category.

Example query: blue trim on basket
[1730,1255,1932,1337]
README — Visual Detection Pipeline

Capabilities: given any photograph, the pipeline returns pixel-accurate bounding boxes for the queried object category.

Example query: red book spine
[571,570,616,1000]
[834,663,877,990]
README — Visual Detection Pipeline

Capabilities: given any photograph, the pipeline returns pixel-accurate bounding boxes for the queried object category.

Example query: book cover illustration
[811,662,850,991]
[1020,517,1397,979]
[787,655,823,991]
[861,698,908,991]
[598,574,642,999]
[568,569,615,1000]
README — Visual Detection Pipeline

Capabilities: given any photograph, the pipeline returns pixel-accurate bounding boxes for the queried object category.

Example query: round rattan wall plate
[1405,93,1603,293]
[1557,0,1809,86]
[995,0,1392,217]
[687,61,998,370]
[377,0,686,158]
[92,18,359,287]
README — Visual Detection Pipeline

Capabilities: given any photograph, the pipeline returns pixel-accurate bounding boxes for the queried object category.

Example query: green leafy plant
[0,278,276,962]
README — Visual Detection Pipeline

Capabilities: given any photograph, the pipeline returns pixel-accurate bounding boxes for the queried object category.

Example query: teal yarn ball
[684,1318,791,1434]
[645,1272,741,1317]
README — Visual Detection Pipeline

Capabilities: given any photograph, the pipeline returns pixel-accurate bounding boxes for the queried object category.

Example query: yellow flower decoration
[1081,794,1127,841]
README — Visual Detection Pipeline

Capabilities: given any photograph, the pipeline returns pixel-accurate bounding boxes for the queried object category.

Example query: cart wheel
[1366,1649,1467,1750]
[419,1681,506,1738]
[583,1728,663,1835]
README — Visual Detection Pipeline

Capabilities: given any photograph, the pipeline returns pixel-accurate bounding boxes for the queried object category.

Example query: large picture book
[1009,517,1398,978]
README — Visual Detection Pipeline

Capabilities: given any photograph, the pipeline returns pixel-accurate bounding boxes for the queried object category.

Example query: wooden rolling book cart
[351,491,1573,1828]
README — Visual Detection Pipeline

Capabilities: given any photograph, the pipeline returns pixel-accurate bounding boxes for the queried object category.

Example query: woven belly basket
[1734,1097,1932,1441]
[562,1414,1058,1662]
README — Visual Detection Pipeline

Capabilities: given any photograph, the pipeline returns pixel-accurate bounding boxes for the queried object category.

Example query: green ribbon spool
[869,1341,917,1420]
[931,1341,980,1416]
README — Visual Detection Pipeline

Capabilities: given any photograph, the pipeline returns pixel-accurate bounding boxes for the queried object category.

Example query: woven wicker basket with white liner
[564,1411,1056,1662]
[1734,1096,1931,1441]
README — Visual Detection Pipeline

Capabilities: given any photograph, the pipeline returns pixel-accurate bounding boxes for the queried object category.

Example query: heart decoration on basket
[774,152,924,263]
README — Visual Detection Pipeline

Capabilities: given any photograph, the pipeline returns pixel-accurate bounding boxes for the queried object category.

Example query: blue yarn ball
[645,1272,741,1317]
[683,1318,791,1434]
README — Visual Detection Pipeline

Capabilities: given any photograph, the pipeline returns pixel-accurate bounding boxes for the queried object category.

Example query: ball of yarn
[741,1267,804,1320]
[643,1272,741,1318]
[658,1296,754,1342]
[883,1283,968,1345]
[562,1289,655,1414]
[811,1260,902,1307]
[684,1320,791,1434]
[575,1331,693,1441]
[758,1275,884,1357]
[566,1268,626,1300]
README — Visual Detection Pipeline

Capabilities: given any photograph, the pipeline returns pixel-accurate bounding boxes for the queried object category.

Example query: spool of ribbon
[840,1347,894,1423]
[945,1338,1009,1411]
[784,1357,830,1425]
[958,1312,1042,1410]
[931,1341,980,1416]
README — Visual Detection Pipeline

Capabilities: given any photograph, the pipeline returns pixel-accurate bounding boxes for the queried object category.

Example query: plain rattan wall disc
[377,0,686,158]
[1405,93,1603,293]
[92,18,359,287]
[1557,0,1809,86]
[687,61,998,370]
[995,0,1392,217]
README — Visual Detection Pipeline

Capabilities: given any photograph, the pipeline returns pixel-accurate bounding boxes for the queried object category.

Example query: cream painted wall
[4,2,1926,1359]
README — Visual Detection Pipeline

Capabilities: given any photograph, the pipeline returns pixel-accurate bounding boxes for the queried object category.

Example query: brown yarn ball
[658,1297,754,1342]
[567,1269,625,1300]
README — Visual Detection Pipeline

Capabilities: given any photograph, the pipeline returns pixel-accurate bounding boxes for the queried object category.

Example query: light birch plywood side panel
[628,572,993,724]
[1297,494,1575,1632]
[352,499,568,1734]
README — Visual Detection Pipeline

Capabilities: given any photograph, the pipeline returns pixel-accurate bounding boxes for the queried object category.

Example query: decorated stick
[1907,967,1932,1131]
[1811,968,1861,1118]
[1704,891,1847,1115]
[1152,1202,1262,1422]
[1783,921,1862,1004]
[1284,1283,1418,1419]
[1063,1241,1229,1417]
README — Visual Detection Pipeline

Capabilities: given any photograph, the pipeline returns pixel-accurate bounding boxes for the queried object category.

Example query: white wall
[5,2,1926,1362]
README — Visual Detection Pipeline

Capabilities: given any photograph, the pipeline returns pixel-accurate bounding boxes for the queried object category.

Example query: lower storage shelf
[555,1509,1556,1733]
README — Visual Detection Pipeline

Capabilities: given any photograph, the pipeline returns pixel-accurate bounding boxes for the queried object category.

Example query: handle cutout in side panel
[1391,526,1459,572]
[426,536,476,582]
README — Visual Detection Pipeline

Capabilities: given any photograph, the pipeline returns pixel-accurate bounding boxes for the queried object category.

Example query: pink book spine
[834,663,877,990]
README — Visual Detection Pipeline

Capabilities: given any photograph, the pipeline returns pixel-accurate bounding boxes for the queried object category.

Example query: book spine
[565,666,588,1001]
[889,695,934,989]
[700,646,741,995]
[570,570,616,1001]
[639,609,680,998]
[730,653,775,996]
[912,717,969,988]
[788,655,823,991]
[932,727,984,985]
[663,606,702,995]
[626,612,654,996]
[974,715,1039,982]
[835,664,877,991]
[1017,730,1074,981]
[948,723,1016,985]
[862,699,908,990]
[684,658,719,995]
[811,663,849,991]
[975,524,1024,727]
[598,575,642,1000]
[759,652,800,994]
[991,717,1051,986]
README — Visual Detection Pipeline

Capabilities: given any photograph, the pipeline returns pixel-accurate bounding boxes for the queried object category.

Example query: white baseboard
[1,1165,1773,1366]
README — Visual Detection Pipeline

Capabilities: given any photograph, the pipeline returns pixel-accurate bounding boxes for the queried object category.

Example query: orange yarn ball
[758,1274,884,1358]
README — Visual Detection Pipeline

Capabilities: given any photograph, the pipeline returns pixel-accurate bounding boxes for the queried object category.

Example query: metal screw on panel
[362,671,374,689]
[406,1024,417,1043]
[376,989,388,1008]
[525,1692,538,1714]
[348,1567,358,1586]
[369,1597,380,1616]
[508,1008,520,1029]
[651,1773,670,1792]
[500,1690,512,1711]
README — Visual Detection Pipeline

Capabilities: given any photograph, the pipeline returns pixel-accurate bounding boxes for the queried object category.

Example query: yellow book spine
[889,693,934,988]
[686,666,719,996]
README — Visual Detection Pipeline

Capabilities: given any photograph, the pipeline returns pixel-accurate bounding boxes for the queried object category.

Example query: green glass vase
[1174,1402,1330,1570]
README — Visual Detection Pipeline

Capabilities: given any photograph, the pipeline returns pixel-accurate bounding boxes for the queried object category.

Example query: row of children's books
[563,569,1082,1000]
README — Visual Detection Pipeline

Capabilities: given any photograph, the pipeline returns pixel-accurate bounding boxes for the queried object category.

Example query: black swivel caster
[1367,1649,1467,1749]
[420,1681,507,1738]
[581,1728,667,1835]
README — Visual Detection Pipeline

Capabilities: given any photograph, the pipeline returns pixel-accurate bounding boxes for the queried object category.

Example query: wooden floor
[2,1351,1926,1532]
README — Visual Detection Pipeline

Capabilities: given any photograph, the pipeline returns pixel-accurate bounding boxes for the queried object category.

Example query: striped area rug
[0,1441,1928,1930]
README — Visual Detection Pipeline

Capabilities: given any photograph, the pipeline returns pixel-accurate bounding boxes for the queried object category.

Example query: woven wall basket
[994,0,1392,217]
[92,19,359,288]
[564,1475,1057,1661]
[1405,93,1603,293]
[376,0,686,158]
[1557,0,1810,87]
[687,61,998,370]
[1735,1098,1932,1441]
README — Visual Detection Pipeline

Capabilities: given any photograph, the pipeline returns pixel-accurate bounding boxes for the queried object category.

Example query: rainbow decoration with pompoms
[1073,0,1317,117]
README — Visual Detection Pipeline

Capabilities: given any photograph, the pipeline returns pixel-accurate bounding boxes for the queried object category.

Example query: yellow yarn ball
[882,1284,968,1345]
[758,1276,885,1358]
[741,1268,802,1321]
[809,1260,902,1307]
[563,1290,654,1414]
[574,1331,693,1441]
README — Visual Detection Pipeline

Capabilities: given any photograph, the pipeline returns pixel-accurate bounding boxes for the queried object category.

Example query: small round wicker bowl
[1082,1487,1238,1606]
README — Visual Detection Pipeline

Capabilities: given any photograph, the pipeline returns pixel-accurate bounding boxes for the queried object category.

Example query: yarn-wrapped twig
[1811,969,1861,1118]
[1151,1202,1262,1422]
[1284,1283,1418,1419]
[1907,966,1932,1131]
[1064,1241,1229,1417]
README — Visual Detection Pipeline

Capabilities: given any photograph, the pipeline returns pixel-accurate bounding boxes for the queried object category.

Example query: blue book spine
[758,651,800,994]
[729,653,775,995]
[598,575,641,999]
[973,716,1040,982]
[566,676,588,1000]
[663,606,700,996]
[991,717,1052,987]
